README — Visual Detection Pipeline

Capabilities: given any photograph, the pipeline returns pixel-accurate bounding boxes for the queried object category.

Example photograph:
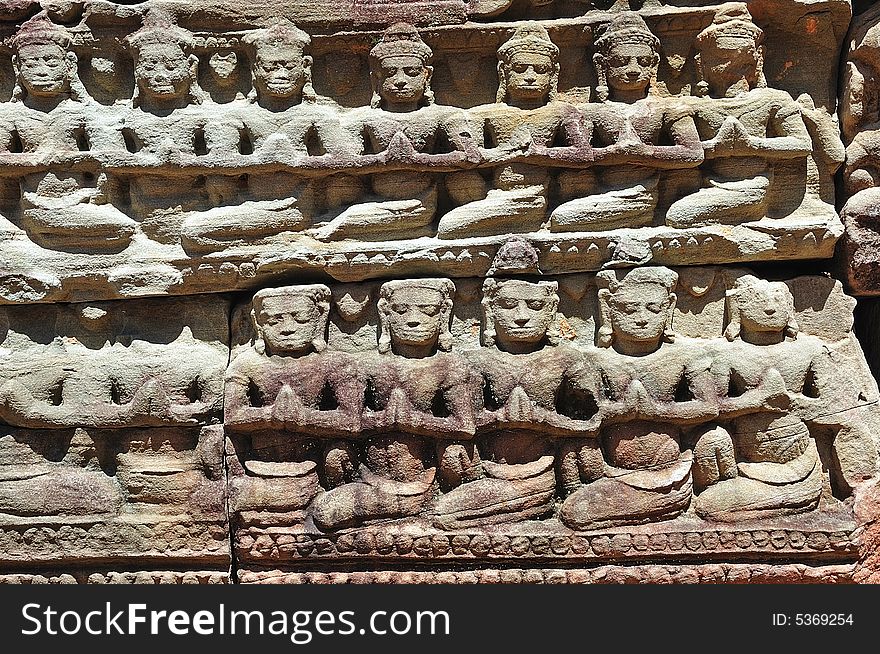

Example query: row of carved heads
[248,269,799,358]
[3,3,769,112]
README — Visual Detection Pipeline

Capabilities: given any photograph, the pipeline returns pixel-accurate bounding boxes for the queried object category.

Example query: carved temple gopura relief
[0,0,848,303]
[1,0,879,585]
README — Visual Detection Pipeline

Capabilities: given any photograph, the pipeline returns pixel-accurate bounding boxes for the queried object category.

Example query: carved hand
[272,384,303,426]
[129,378,177,423]
[382,387,412,428]
[0,379,34,418]
[383,131,417,164]
[705,116,754,157]
[502,385,536,424]
[757,368,792,412]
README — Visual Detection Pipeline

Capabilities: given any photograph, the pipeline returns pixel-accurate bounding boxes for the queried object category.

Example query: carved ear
[723,289,741,341]
[495,61,506,103]
[250,307,267,353]
[303,55,313,70]
[694,52,708,97]
[596,288,612,348]
[592,53,608,102]
[370,69,382,108]
[785,291,799,340]
[438,297,454,352]
[481,296,495,347]
[312,294,330,352]
[423,65,435,105]
[377,297,391,353]
[664,291,677,343]
[755,45,767,88]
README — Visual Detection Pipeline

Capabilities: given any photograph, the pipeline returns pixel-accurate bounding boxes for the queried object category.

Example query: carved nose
[765,308,776,316]
[407,319,421,328]
[636,319,648,327]
[514,318,529,326]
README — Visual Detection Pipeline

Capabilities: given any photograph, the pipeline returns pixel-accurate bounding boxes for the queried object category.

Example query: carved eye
[637,56,654,67]
[533,65,550,74]
[609,56,629,68]
[498,298,518,310]
[646,303,663,314]
[512,64,529,74]
[404,67,421,77]
[391,303,408,314]
[526,300,546,310]
[419,304,440,316]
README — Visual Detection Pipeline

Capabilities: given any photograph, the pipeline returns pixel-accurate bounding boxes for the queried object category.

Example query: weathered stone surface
[0,1,847,303]
[225,265,877,578]
[0,425,229,567]
[0,0,878,585]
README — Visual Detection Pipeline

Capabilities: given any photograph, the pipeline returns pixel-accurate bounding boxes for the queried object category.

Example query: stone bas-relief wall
[225,267,878,577]
[1,0,879,584]
[0,296,230,580]
[0,0,849,302]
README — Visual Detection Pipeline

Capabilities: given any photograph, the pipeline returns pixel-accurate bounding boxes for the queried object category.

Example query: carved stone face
[135,42,192,100]
[254,46,306,99]
[603,42,657,95]
[490,280,556,346]
[17,42,69,97]
[376,55,429,106]
[385,286,444,349]
[504,51,553,104]
[256,294,321,356]
[700,38,761,95]
[736,281,792,335]
[209,51,238,81]
[608,282,672,349]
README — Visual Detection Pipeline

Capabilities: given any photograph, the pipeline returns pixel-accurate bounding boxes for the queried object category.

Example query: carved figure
[309,23,480,241]
[439,23,589,238]
[225,285,363,523]
[549,12,702,231]
[432,278,593,528]
[559,267,716,530]
[1,13,136,251]
[181,18,353,253]
[312,278,475,530]
[692,276,825,520]
[121,10,227,245]
[665,3,812,228]
[205,50,245,104]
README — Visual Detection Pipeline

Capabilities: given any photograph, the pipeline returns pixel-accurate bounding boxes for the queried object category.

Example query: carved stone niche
[0,1,850,305]
[224,267,880,583]
[0,295,231,579]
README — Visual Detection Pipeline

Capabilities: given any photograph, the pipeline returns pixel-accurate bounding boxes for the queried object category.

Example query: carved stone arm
[223,373,278,432]
[718,368,791,419]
